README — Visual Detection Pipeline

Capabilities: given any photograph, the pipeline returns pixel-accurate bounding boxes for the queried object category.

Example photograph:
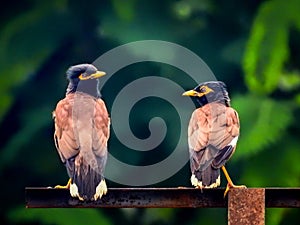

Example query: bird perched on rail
[53,64,110,201]
[183,81,245,196]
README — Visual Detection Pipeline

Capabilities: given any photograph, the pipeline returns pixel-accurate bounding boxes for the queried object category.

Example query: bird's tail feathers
[191,166,220,188]
[73,156,103,201]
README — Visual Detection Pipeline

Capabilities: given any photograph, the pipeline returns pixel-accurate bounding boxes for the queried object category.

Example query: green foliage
[266,208,286,225]
[0,106,52,172]
[111,0,137,21]
[232,94,293,160]
[240,136,300,187]
[243,0,300,94]
[241,4,300,224]
[0,1,72,122]
[9,206,111,225]
[295,93,300,106]
[143,208,174,224]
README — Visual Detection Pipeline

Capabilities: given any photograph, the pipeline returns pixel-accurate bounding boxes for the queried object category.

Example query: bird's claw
[224,183,247,198]
[94,179,107,201]
[70,183,84,201]
[54,179,71,189]
[55,185,68,189]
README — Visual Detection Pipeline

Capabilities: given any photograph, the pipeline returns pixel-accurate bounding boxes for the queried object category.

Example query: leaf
[279,71,300,91]
[243,0,300,94]
[231,94,293,160]
[8,206,112,225]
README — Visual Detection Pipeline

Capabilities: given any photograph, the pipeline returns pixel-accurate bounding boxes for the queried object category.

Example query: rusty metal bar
[228,188,265,225]
[266,188,300,208]
[25,187,226,208]
[25,187,300,208]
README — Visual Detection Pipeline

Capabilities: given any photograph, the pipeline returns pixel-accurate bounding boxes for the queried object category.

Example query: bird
[182,81,245,196]
[53,63,110,201]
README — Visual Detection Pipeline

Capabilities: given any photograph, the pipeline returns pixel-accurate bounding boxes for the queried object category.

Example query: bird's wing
[92,98,110,174]
[211,105,239,168]
[188,103,240,172]
[53,94,80,163]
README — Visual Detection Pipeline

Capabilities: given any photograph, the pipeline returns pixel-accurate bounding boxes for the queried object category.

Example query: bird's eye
[200,87,206,92]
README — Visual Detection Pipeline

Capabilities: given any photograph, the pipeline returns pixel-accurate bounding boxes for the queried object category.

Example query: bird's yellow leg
[55,178,71,189]
[221,166,246,197]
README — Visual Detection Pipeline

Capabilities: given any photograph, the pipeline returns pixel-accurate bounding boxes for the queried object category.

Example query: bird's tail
[73,156,103,201]
[191,166,220,188]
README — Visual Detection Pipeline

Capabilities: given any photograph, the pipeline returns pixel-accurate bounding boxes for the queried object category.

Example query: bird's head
[66,64,106,81]
[182,81,230,107]
[65,64,106,96]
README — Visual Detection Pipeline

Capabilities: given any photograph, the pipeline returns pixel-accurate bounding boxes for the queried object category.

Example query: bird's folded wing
[53,96,80,163]
[92,98,110,158]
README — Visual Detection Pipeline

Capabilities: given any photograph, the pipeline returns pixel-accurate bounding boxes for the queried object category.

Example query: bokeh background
[1,0,300,224]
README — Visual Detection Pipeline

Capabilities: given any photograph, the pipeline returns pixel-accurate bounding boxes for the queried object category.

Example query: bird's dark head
[182,81,230,107]
[66,64,106,81]
[66,64,106,96]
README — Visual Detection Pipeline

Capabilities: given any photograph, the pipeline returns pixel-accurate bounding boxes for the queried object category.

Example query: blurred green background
[1,0,300,224]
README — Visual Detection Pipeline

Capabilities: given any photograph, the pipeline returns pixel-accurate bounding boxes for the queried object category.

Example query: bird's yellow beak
[182,90,199,97]
[90,71,106,79]
[79,71,106,80]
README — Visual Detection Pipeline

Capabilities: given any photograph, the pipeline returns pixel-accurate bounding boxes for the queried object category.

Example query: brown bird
[183,81,245,196]
[53,64,110,201]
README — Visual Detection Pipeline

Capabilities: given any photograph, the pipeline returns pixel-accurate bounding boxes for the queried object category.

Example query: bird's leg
[221,166,246,197]
[55,178,71,189]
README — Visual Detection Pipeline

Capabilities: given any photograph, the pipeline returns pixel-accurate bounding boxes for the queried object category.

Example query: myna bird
[183,81,245,196]
[53,64,110,201]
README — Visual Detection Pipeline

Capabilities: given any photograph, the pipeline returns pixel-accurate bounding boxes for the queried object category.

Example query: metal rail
[25,187,300,225]
[25,187,300,208]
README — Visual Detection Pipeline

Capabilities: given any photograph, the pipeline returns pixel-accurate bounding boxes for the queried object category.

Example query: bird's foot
[69,182,84,201]
[94,179,107,201]
[55,178,71,189]
[191,174,203,189]
[55,179,84,201]
[224,182,247,198]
